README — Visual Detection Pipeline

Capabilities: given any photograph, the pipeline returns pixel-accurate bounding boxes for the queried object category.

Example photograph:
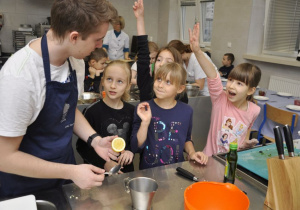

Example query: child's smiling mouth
[228,91,236,96]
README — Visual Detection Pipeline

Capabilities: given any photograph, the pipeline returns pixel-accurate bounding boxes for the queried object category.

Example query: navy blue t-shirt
[131,99,193,170]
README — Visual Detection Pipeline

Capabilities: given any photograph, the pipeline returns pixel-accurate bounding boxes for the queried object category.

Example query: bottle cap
[229,142,238,150]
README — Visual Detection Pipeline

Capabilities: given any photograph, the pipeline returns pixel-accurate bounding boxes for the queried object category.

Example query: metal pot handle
[124,177,131,193]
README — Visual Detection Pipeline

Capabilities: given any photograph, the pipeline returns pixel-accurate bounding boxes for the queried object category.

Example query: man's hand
[70,164,105,190]
[91,135,119,162]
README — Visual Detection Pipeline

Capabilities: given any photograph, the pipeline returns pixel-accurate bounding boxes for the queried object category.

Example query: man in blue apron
[0,0,119,198]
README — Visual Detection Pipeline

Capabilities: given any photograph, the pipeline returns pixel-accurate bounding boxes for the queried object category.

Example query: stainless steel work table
[63,157,270,209]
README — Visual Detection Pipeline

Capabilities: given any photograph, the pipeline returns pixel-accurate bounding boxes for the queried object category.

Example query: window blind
[263,0,300,57]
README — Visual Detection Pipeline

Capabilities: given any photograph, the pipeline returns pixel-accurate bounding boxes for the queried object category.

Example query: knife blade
[176,167,199,182]
[283,124,294,157]
[273,126,285,160]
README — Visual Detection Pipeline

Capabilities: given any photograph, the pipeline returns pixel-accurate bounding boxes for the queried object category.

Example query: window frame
[179,0,215,47]
[262,0,300,58]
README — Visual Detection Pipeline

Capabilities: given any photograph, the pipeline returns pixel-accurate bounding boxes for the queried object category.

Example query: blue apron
[0,34,78,197]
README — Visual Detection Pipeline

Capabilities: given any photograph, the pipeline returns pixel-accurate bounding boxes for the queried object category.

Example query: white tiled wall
[0,0,53,52]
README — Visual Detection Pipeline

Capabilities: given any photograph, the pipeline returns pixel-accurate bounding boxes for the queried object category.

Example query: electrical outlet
[227,42,232,48]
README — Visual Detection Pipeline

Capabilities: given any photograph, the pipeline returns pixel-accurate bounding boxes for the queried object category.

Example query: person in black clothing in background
[135,12,188,103]
[218,53,235,79]
[84,48,108,93]
[77,60,134,173]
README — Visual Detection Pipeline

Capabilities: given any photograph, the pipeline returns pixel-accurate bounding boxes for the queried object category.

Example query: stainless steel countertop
[63,157,271,209]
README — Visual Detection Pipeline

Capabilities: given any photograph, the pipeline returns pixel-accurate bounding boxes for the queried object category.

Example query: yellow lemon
[112,137,126,153]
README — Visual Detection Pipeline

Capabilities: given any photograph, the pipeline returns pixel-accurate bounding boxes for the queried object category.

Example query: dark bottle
[224,142,238,184]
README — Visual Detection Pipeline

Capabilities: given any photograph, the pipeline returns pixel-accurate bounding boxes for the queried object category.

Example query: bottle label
[224,160,229,177]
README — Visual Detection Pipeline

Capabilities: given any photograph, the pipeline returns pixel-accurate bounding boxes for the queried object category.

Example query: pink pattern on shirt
[203,75,260,156]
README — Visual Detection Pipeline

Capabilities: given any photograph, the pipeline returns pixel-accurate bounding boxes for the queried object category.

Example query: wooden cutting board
[0,195,37,210]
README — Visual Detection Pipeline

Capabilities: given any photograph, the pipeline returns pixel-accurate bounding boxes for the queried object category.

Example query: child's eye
[107,78,112,81]
[118,80,123,84]
[157,78,162,82]
[166,80,171,85]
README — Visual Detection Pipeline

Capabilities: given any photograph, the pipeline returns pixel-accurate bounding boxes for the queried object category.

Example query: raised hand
[137,102,152,123]
[188,23,201,53]
[133,0,144,19]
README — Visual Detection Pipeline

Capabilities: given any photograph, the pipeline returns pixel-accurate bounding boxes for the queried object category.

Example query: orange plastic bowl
[184,182,249,210]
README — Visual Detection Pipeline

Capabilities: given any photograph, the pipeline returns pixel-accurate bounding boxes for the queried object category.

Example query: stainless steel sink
[36,200,57,210]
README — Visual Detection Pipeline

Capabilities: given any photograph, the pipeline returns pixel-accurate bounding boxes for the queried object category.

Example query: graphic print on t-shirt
[144,116,181,167]
[105,118,130,140]
[218,116,247,153]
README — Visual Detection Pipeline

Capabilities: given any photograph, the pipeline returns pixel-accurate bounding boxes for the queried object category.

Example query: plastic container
[184,182,249,210]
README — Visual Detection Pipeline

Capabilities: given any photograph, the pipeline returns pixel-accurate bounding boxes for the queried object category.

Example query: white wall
[167,0,300,88]
[1,0,299,88]
[0,0,53,52]
[0,0,160,53]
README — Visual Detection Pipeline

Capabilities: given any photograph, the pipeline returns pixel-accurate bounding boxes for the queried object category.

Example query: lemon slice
[112,137,126,153]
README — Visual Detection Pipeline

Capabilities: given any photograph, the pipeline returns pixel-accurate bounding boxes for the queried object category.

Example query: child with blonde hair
[131,0,208,169]
[189,23,261,156]
[77,60,135,173]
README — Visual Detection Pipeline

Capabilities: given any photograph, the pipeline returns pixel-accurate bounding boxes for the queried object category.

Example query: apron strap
[41,34,51,83]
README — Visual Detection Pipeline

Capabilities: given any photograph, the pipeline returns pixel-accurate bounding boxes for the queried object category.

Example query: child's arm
[239,129,259,150]
[133,0,145,35]
[184,141,208,165]
[133,0,152,102]
[136,102,152,147]
[189,23,216,79]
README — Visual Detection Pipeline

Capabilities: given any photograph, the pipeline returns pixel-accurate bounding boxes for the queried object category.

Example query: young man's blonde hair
[51,0,118,41]
[101,60,132,101]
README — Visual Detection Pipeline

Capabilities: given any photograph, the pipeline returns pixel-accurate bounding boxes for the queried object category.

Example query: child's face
[149,51,158,64]
[103,65,129,101]
[222,56,231,67]
[153,72,183,100]
[92,57,107,71]
[154,50,174,72]
[226,78,255,105]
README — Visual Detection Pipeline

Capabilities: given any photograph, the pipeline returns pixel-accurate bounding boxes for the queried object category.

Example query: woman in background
[103,16,131,60]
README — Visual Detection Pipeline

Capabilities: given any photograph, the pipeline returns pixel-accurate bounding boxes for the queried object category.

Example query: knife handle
[283,124,294,157]
[176,167,196,181]
[274,126,285,160]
